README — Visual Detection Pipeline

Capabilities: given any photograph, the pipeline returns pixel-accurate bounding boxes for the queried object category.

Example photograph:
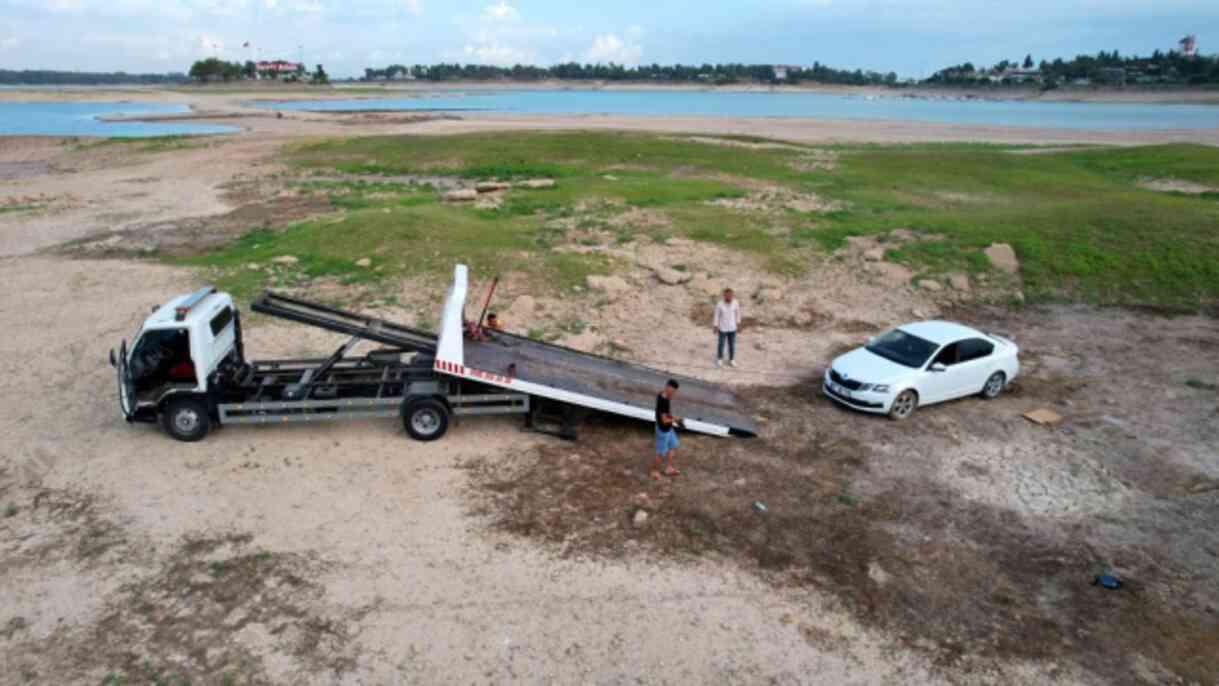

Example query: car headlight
[858,383,890,393]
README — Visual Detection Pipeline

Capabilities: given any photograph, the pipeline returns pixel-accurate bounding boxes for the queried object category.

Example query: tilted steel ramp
[432,265,756,438]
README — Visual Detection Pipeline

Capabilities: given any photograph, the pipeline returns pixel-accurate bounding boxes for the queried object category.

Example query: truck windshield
[866,329,938,368]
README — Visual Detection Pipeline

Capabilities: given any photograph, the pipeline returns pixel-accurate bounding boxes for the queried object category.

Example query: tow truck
[110,265,757,443]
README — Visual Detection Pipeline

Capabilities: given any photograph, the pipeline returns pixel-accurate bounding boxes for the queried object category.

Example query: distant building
[1179,34,1198,58]
[773,65,800,81]
[990,68,1042,84]
[256,60,302,78]
[1097,67,1127,86]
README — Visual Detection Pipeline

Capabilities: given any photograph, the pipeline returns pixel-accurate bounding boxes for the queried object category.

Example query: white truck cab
[111,286,241,440]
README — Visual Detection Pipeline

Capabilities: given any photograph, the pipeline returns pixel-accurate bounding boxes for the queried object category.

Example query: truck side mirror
[109,349,116,367]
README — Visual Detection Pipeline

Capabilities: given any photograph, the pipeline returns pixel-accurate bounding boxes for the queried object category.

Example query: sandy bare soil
[1,109,1217,684]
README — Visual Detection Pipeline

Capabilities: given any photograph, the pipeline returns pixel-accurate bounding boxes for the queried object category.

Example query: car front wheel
[888,390,918,421]
[981,372,1006,400]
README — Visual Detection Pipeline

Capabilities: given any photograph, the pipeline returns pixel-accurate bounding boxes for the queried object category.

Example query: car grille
[829,368,863,391]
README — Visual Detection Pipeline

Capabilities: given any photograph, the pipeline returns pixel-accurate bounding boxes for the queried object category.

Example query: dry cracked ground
[1,132,1217,685]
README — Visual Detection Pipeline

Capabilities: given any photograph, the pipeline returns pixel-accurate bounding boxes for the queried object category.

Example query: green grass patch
[183,133,1219,311]
[0,204,41,214]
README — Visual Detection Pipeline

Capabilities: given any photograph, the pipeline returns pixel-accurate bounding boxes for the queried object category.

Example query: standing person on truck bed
[713,288,742,368]
[653,379,683,480]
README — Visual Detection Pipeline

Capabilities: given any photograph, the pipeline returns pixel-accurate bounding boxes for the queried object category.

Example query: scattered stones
[688,274,724,298]
[984,243,1020,274]
[632,510,649,528]
[653,266,692,286]
[867,261,913,288]
[271,255,298,265]
[475,181,511,193]
[889,228,917,242]
[443,189,478,202]
[602,175,620,181]
[355,258,372,268]
[246,263,260,271]
[947,272,971,291]
[917,279,943,292]
[863,247,886,262]
[587,275,631,297]
[518,179,556,189]
[504,295,537,323]
[867,561,892,586]
[562,329,606,352]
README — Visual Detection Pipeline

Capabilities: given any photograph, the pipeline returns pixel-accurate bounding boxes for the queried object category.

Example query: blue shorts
[655,427,679,455]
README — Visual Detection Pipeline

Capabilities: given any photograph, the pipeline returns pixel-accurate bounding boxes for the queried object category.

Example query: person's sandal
[664,468,681,477]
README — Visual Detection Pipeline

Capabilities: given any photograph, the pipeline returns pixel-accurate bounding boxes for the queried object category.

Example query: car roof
[896,320,983,345]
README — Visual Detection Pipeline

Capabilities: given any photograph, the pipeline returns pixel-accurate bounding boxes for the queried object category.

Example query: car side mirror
[867,336,876,345]
[930,362,947,372]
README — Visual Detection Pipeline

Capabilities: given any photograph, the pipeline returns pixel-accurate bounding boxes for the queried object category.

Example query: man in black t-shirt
[652,379,682,480]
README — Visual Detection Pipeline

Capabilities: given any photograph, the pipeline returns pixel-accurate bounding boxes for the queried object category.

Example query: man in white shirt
[713,288,742,368]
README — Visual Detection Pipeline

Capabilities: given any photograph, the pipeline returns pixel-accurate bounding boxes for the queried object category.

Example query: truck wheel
[403,398,449,441]
[161,397,210,442]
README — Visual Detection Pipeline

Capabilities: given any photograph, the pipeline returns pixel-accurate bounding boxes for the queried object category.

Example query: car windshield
[865,329,939,368]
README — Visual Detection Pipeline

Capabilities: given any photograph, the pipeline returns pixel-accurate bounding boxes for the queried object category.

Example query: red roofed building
[256,60,303,78]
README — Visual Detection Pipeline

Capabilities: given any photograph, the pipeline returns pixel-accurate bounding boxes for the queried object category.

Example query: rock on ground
[947,273,971,291]
[984,243,1020,275]
[517,179,556,189]
[918,280,944,292]
[443,189,478,202]
[863,247,886,262]
[653,266,692,286]
[271,255,298,265]
[587,275,631,298]
[867,261,913,288]
[475,181,511,193]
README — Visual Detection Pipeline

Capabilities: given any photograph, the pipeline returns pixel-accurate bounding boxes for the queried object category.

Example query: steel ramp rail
[251,291,438,354]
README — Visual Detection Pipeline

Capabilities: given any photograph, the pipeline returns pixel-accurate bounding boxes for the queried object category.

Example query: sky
[0,0,1215,79]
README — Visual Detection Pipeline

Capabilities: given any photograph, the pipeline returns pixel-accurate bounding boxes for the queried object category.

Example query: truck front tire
[403,398,449,441]
[161,397,211,442]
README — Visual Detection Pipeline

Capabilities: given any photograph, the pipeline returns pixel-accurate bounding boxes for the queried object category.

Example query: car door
[919,342,960,404]
[950,338,997,398]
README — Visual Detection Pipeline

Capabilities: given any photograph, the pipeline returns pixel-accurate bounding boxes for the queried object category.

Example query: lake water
[266,89,1219,130]
[0,101,237,137]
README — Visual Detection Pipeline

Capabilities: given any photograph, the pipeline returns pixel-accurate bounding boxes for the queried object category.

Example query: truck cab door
[112,339,136,421]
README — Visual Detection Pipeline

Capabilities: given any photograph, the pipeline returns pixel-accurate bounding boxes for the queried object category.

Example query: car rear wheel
[888,390,918,421]
[981,372,1006,400]
[161,397,210,442]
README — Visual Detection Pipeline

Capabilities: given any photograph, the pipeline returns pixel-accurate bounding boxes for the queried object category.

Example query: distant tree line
[0,69,187,85]
[186,59,326,84]
[363,62,900,86]
[927,49,1219,87]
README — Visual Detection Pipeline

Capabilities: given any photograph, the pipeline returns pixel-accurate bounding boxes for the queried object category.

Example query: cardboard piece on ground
[1023,408,1064,426]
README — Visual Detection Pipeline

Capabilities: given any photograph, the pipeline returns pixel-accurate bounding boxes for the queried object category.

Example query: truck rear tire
[161,397,210,442]
[403,398,449,441]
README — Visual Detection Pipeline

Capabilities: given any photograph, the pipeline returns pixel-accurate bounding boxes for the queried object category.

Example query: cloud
[482,0,517,21]
[404,0,421,15]
[463,41,532,65]
[0,36,20,50]
[584,33,642,65]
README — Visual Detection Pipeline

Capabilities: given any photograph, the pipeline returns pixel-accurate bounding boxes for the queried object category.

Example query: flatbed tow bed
[111,265,755,442]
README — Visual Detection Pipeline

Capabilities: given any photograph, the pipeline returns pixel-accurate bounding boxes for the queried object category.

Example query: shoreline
[2,81,1218,105]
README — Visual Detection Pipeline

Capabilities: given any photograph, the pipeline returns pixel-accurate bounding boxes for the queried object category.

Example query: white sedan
[823,321,1019,420]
